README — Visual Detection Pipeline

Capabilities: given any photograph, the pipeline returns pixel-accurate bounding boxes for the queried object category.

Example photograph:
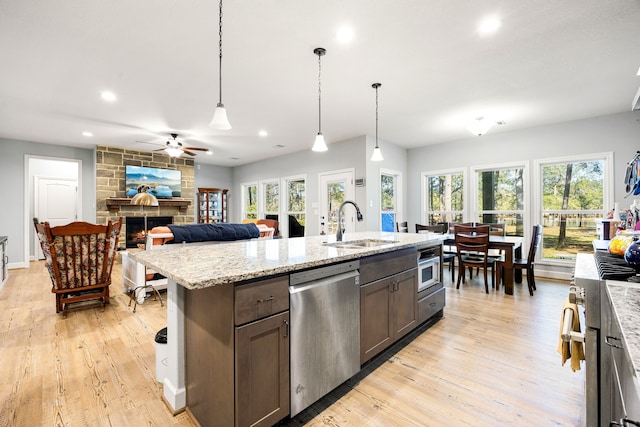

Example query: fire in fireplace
[125,216,172,248]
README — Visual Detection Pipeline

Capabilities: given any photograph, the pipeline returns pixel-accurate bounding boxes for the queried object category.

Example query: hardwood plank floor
[0,260,585,426]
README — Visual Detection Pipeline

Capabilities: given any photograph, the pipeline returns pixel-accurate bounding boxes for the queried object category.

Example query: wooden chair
[396,221,408,233]
[416,223,456,281]
[454,224,494,293]
[33,217,122,317]
[496,224,542,296]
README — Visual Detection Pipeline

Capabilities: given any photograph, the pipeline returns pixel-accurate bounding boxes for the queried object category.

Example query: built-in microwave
[418,248,441,293]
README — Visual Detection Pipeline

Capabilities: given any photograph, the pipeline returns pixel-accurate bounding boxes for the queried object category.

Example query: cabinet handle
[605,335,623,349]
[282,320,289,338]
[257,296,274,303]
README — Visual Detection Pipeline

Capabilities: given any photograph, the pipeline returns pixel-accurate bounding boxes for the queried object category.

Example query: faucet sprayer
[336,200,363,241]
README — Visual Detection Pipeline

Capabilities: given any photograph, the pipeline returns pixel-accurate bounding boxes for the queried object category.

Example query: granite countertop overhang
[127,231,444,290]
[607,280,640,377]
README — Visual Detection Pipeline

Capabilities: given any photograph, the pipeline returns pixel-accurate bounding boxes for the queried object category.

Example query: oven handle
[561,307,585,343]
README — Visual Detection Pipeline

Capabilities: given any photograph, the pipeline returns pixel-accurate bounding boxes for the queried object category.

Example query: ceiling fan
[153,133,210,157]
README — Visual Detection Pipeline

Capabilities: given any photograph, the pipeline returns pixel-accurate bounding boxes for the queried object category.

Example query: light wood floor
[0,261,585,427]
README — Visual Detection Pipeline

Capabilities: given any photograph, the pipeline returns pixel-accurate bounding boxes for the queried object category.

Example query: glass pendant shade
[371,145,383,161]
[165,147,183,158]
[312,133,328,152]
[209,103,232,130]
[467,117,493,136]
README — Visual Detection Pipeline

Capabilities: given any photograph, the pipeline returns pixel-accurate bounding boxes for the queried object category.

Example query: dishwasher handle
[289,270,359,294]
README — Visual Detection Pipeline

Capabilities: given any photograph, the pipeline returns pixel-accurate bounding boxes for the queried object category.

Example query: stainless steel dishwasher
[289,260,360,416]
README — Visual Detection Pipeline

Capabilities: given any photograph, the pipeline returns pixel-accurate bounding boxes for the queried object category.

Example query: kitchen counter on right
[607,280,640,375]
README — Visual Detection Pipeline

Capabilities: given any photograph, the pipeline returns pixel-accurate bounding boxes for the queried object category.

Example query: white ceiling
[1,1,640,166]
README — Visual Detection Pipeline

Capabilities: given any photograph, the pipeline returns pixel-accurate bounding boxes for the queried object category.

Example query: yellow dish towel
[557,297,585,371]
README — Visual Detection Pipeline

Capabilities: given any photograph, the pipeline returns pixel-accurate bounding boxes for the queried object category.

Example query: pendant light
[371,83,384,161]
[312,47,328,152]
[209,0,232,130]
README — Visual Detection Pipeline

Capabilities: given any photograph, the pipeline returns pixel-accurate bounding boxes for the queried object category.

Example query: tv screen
[125,165,182,198]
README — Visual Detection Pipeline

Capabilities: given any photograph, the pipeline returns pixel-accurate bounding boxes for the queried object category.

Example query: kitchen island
[128,231,445,426]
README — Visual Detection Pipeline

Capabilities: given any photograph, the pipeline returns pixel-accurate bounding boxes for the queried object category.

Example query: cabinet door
[392,268,418,340]
[235,311,290,427]
[360,277,393,364]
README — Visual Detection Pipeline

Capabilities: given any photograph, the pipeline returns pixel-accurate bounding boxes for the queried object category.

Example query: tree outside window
[476,167,524,236]
[381,174,396,232]
[424,171,463,225]
[541,159,604,259]
[244,184,257,219]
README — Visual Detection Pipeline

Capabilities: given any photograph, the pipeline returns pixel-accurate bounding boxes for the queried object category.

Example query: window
[473,163,526,236]
[284,176,306,237]
[536,153,612,261]
[380,169,402,232]
[242,183,257,219]
[422,169,464,225]
[261,179,279,222]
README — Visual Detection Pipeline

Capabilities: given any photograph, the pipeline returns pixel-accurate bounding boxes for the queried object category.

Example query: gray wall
[232,136,368,235]
[406,111,640,230]
[0,138,96,267]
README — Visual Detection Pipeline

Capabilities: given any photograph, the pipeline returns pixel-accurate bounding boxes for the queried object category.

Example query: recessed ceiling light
[100,90,117,102]
[258,130,268,137]
[478,16,502,34]
[336,26,354,43]
[82,131,93,137]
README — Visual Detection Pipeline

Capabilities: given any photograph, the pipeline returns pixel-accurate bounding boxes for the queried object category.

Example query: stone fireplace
[95,145,195,249]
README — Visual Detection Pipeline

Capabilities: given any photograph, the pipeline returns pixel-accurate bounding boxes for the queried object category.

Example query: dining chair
[496,224,542,296]
[454,224,495,293]
[415,223,455,281]
[33,217,122,317]
[396,221,408,233]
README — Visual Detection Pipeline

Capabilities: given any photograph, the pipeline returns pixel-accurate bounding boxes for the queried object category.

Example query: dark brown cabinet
[360,268,417,364]
[197,187,227,223]
[235,311,289,427]
[185,275,289,427]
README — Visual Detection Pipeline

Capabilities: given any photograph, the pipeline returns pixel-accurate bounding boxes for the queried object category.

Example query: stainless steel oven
[418,248,441,293]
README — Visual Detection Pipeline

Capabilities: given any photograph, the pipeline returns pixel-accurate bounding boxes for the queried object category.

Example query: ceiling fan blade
[153,148,166,152]
[183,150,197,156]
[184,147,209,152]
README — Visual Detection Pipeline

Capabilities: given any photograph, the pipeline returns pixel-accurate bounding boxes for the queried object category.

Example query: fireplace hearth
[126,216,172,248]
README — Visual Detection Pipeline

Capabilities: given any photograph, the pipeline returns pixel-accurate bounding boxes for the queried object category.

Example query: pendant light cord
[317,52,322,134]
[375,85,379,148]
[218,0,224,105]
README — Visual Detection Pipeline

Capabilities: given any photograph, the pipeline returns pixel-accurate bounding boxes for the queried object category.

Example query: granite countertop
[606,280,640,376]
[127,231,444,290]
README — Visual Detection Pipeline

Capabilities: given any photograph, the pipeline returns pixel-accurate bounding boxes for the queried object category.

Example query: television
[125,165,182,198]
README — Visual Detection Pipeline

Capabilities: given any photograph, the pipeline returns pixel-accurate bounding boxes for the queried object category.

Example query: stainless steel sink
[323,239,397,249]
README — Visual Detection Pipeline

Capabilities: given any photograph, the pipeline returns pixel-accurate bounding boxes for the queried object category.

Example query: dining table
[443,234,524,295]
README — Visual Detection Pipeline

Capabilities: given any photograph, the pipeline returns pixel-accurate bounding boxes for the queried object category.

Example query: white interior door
[34,177,78,259]
[319,170,355,236]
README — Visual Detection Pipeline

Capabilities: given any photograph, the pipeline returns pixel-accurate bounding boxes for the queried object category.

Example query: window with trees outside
[381,170,402,232]
[262,180,279,221]
[422,170,464,225]
[537,154,610,261]
[286,177,306,237]
[474,164,525,236]
[242,183,257,219]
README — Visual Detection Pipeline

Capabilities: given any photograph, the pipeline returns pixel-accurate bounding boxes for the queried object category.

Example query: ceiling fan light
[371,146,384,161]
[165,147,183,157]
[467,117,494,136]
[312,133,328,152]
[209,103,232,130]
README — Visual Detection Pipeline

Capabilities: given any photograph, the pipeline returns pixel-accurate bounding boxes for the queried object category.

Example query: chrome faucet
[336,200,364,241]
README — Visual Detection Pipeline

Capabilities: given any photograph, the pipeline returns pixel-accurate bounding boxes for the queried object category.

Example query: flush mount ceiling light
[467,116,494,136]
[312,47,328,152]
[209,0,232,130]
[478,16,502,34]
[336,26,354,43]
[100,90,116,102]
[371,83,383,162]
